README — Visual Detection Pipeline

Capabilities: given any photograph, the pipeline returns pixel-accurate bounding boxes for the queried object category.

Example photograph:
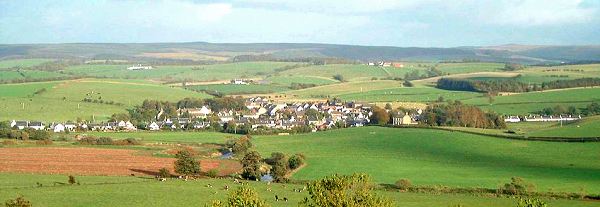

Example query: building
[52,123,66,133]
[28,121,45,130]
[127,64,153,70]
[148,122,160,131]
[230,79,249,85]
[504,116,521,123]
[393,113,418,125]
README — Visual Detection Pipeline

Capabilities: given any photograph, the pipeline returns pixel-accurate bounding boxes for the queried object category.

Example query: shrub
[158,168,171,178]
[209,187,269,207]
[500,177,536,195]
[35,139,53,145]
[68,175,76,185]
[333,74,345,82]
[395,179,412,190]
[516,197,548,207]
[288,153,305,170]
[1,140,17,145]
[96,137,114,145]
[206,169,219,178]
[114,138,141,145]
[174,150,200,176]
[4,195,31,207]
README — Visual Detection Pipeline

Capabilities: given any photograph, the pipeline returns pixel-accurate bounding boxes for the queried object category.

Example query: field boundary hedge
[387,125,600,142]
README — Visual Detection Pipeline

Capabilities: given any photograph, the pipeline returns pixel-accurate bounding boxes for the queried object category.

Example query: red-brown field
[0,147,241,176]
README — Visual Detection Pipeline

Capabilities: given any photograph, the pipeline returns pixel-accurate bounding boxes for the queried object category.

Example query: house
[148,122,160,131]
[11,120,28,130]
[53,123,66,133]
[524,115,581,122]
[127,64,153,70]
[64,122,77,131]
[231,79,249,85]
[306,116,324,126]
[28,121,45,130]
[179,106,211,118]
[504,116,521,123]
[392,113,418,125]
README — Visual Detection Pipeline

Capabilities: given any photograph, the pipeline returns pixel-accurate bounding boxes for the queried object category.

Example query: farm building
[524,115,581,122]
[127,64,153,70]
[504,116,521,123]
[392,113,418,125]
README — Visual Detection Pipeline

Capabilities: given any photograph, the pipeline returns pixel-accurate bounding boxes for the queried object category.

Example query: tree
[226,135,253,155]
[500,177,536,195]
[68,175,76,185]
[370,106,390,126]
[288,153,306,170]
[174,150,200,176]
[241,151,263,181]
[158,168,171,178]
[403,80,414,87]
[333,74,345,82]
[395,179,412,191]
[210,187,270,207]
[268,152,288,182]
[5,195,31,207]
[300,174,394,207]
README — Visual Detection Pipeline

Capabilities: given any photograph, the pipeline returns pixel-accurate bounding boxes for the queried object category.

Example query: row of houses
[366,61,405,68]
[9,120,136,132]
[503,115,582,123]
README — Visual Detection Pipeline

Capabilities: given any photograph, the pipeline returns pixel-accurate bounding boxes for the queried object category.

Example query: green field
[527,116,600,138]
[437,62,504,74]
[285,80,404,98]
[464,88,600,114]
[337,85,483,102]
[280,64,427,81]
[0,79,209,121]
[64,62,301,82]
[265,75,337,86]
[188,84,291,95]
[87,127,600,194]
[0,59,54,69]
[251,127,600,193]
[1,173,595,207]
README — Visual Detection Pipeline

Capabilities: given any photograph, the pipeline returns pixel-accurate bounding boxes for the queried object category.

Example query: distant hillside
[0,42,599,64]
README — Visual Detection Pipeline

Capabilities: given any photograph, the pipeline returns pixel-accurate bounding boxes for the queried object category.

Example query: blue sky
[1,0,599,47]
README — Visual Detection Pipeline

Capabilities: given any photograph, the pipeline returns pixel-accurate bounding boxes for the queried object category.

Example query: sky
[1,0,599,47]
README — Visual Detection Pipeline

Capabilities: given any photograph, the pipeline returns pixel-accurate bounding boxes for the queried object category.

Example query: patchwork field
[526,116,600,138]
[82,127,600,194]
[187,84,291,95]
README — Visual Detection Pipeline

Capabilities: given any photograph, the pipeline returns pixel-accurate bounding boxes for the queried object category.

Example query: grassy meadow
[0,79,209,121]
[0,59,54,69]
[1,173,596,207]
[187,84,291,95]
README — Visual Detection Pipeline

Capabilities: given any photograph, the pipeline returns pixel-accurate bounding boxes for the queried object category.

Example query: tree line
[420,101,506,129]
[437,77,600,93]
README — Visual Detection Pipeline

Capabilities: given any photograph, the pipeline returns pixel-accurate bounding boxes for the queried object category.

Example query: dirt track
[0,147,240,176]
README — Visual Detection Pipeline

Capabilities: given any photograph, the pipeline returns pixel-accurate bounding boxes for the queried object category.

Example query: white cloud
[485,0,595,26]
[237,0,436,13]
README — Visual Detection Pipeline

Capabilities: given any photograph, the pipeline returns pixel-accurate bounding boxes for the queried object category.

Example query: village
[7,96,584,134]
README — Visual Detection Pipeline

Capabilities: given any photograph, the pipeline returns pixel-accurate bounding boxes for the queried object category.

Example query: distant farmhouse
[230,79,250,85]
[127,64,153,70]
[367,61,404,68]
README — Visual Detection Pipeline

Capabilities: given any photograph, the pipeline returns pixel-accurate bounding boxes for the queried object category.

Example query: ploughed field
[0,147,240,176]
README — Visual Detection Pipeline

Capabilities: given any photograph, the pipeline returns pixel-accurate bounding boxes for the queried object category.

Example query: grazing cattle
[284,197,288,202]
[275,195,279,201]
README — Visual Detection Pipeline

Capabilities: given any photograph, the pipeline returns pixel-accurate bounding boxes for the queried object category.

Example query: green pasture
[285,80,403,98]
[0,79,209,121]
[0,173,595,207]
[252,127,600,193]
[337,85,483,102]
[527,116,600,138]
[264,75,337,86]
[83,131,233,143]
[437,62,504,74]
[188,84,290,95]
[0,59,54,69]
[280,64,424,81]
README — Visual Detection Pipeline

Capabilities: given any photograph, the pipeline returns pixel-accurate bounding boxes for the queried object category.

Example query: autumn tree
[241,151,263,181]
[174,150,200,176]
[300,174,394,207]
[370,106,390,126]
[4,195,31,207]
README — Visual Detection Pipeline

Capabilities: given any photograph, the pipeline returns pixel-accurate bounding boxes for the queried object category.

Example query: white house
[127,64,153,70]
[28,121,45,130]
[53,123,66,133]
[231,79,249,85]
[504,116,521,123]
[64,122,77,131]
[148,122,160,131]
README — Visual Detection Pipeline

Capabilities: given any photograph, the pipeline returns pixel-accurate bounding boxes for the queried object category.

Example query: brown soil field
[0,147,241,176]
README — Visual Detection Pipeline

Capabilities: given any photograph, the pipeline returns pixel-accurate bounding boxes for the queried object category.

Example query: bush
[206,169,219,178]
[96,137,114,145]
[4,195,31,207]
[395,179,412,190]
[68,175,76,185]
[333,74,345,82]
[174,150,200,176]
[35,139,53,145]
[114,138,141,145]
[500,177,536,195]
[158,168,171,178]
[1,140,17,145]
[516,197,548,207]
[288,153,305,170]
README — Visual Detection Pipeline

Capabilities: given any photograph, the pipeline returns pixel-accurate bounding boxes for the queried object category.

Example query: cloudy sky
[1,0,599,47]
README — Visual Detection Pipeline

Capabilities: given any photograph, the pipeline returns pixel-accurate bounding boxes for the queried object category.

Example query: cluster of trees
[290,82,317,90]
[404,67,445,81]
[77,137,141,145]
[82,98,123,106]
[503,63,525,71]
[420,101,506,129]
[437,77,600,93]
[239,148,305,183]
[539,102,600,116]
[0,124,52,141]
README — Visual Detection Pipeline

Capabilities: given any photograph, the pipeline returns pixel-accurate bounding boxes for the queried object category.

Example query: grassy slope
[188,84,291,95]
[84,131,232,143]
[64,62,299,81]
[464,88,600,114]
[0,79,209,121]
[437,62,504,74]
[285,80,403,98]
[252,127,600,193]
[0,59,54,69]
[337,85,483,102]
[265,75,337,86]
[280,64,427,81]
[0,173,596,207]
[527,116,600,138]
